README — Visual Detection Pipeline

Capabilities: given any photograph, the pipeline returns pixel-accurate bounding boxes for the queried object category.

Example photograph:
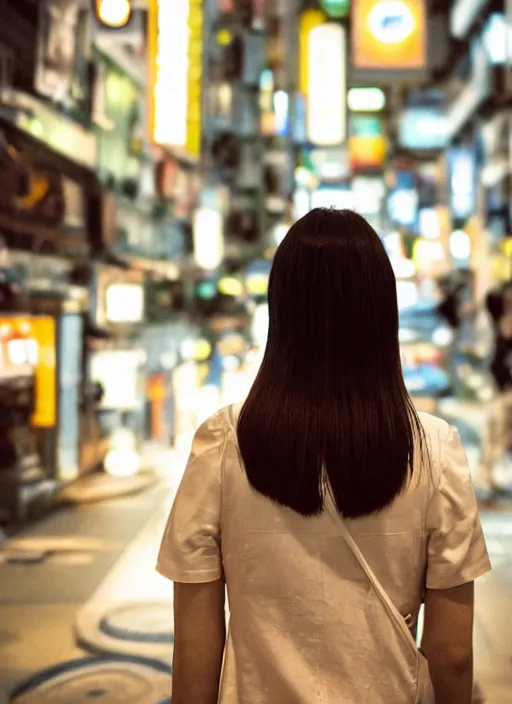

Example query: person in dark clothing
[486,282,512,392]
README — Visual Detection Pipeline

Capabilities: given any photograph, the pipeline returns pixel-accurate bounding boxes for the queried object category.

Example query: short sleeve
[156,412,226,583]
[426,426,491,590]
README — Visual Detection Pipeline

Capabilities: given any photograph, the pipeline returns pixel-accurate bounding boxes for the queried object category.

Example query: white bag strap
[337,517,418,652]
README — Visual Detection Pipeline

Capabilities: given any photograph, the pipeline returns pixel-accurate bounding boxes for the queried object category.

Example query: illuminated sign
[347,87,386,112]
[106,284,144,323]
[482,14,509,65]
[31,317,57,428]
[307,24,347,145]
[349,115,387,171]
[352,0,425,69]
[193,208,224,271]
[148,0,203,158]
[311,188,354,210]
[298,10,326,96]
[399,108,447,149]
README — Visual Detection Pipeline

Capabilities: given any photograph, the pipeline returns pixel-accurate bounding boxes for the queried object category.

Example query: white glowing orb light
[96,0,132,28]
[104,428,141,477]
[450,229,471,260]
[368,0,415,44]
[399,328,419,343]
[180,339,196,361]
[390,256,416,279]
[396,280,419,309]
[104,449,141,477]
[432,326,454,347]
[193,208,224,270]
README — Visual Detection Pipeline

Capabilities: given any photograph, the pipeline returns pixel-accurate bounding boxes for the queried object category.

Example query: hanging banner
[352,0,426,70]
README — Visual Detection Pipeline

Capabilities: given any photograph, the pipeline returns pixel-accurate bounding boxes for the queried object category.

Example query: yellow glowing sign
[218,277,244,297]
[148,0,203,159]
[194,339,212,361]
[187,0,204,158]
[298,10,326,96]
[31,317,56,428]
[246,274,269,295]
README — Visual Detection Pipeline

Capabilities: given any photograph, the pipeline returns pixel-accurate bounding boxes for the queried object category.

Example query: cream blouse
[157,406,491,703]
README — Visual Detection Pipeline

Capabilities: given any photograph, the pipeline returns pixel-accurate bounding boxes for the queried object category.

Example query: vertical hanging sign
[148,0,203,160]
[307,23,347,146]
[298,10,326,97]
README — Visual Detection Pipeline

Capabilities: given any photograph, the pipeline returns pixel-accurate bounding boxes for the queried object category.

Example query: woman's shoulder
[416,411,451,440]
[195,403,241,437]
[413,411,453,477]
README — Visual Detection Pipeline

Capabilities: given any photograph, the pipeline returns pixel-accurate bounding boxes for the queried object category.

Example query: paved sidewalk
[0,444,185,703]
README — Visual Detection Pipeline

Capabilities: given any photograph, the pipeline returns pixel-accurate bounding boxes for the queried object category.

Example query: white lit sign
[482,14,509,65]
[150,0,190,148]
[347,87,386,113]
[193,208,224,271]
[106,284,144,324]
[311,188,354,209]
[90,350,141,409]
[307,23,346,146]
[368,1,416,44]
[352,177,385,215]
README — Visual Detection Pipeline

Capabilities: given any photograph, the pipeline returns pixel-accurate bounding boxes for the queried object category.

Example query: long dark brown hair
[237,208,425,519]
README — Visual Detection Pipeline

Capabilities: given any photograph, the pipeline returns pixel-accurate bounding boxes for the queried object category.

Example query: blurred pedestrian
[158,209,490,704]
[478,282,512,491]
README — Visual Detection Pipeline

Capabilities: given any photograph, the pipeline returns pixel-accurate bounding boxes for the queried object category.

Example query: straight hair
[237,208,426,519]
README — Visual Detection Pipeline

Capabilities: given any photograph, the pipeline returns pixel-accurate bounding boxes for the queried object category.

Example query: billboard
[352,0,426,70]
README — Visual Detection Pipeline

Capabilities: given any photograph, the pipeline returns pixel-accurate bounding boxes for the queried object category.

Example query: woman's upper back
[158,404,490,702]
[222,405,487,610]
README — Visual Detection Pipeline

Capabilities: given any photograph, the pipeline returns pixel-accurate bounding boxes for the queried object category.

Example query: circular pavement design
[100,603,174,644]
[77,601,174,662]
[10,656,171,704]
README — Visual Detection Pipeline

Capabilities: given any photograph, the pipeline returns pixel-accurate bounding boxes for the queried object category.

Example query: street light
[94,0,132,28]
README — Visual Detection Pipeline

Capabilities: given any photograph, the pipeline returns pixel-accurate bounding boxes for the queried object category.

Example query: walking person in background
[157,209,491,704]
[478,281,512,493]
